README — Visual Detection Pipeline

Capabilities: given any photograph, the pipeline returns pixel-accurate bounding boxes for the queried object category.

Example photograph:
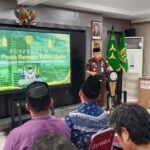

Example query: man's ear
[25,103,31,112]
[79,89,85,103]
[121,127,130,142]
[79,89,83,97]
[49,98,54,108]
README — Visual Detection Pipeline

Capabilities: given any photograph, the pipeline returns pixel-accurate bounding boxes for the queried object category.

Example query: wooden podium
[138,77,150,109]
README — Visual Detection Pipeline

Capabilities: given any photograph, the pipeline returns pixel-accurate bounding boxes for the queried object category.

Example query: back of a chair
[88,128,115,150]
[113,135,123,150]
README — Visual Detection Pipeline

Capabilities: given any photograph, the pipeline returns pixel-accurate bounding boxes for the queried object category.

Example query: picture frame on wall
[91,21,102,40]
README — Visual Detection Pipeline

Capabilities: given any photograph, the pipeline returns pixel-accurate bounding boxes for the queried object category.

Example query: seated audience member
[65,76,110,149]
[3,81,70,150]
[32,132,75,150]
[109,103,150,150]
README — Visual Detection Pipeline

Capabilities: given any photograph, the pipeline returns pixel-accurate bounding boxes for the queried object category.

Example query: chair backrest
[113,135,123,150]
[88,128,115,150]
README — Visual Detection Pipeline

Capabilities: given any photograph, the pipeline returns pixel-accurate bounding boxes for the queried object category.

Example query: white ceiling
[16,0,150,23]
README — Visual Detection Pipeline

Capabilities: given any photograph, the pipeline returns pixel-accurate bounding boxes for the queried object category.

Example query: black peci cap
[81,76,101,99]
[26,81,50,102]
[93,47,101,52]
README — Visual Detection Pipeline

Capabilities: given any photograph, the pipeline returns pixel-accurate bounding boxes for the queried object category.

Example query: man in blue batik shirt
[65,76,110,150]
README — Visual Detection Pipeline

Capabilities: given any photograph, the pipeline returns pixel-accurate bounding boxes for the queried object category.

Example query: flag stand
[116,69,127,104]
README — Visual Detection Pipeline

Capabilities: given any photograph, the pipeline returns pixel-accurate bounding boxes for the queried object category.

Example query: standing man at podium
[85,47,111,105]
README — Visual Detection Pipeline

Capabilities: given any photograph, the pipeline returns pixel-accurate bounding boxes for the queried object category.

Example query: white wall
[132,23,150,75]
[0,0,17,20]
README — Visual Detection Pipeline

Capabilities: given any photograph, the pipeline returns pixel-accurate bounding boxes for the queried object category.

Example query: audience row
[3,76,150,150]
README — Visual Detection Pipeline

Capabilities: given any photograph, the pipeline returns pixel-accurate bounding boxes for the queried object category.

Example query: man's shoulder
[9,119,32,134]
[51,115,66,122]
[100,57,107,61]
[6,122,30,142]
[87,57,96,62]
[49,116,70,131]
[86,58,97,67]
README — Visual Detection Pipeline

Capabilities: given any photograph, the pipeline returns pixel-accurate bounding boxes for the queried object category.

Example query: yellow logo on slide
[25,35,33,45]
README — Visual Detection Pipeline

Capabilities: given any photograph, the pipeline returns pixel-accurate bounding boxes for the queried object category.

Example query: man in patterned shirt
[65,76,109,149]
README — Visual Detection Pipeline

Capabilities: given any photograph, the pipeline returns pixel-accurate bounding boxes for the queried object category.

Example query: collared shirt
[86,57,109,76]
[65,102,109,150]
[4,115,71,150]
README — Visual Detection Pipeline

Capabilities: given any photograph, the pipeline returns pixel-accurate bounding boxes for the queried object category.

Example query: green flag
[118,32,128,73]
[107,28,120,71]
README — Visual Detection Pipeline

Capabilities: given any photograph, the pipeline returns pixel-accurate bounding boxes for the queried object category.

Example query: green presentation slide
[0,29,71,91]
